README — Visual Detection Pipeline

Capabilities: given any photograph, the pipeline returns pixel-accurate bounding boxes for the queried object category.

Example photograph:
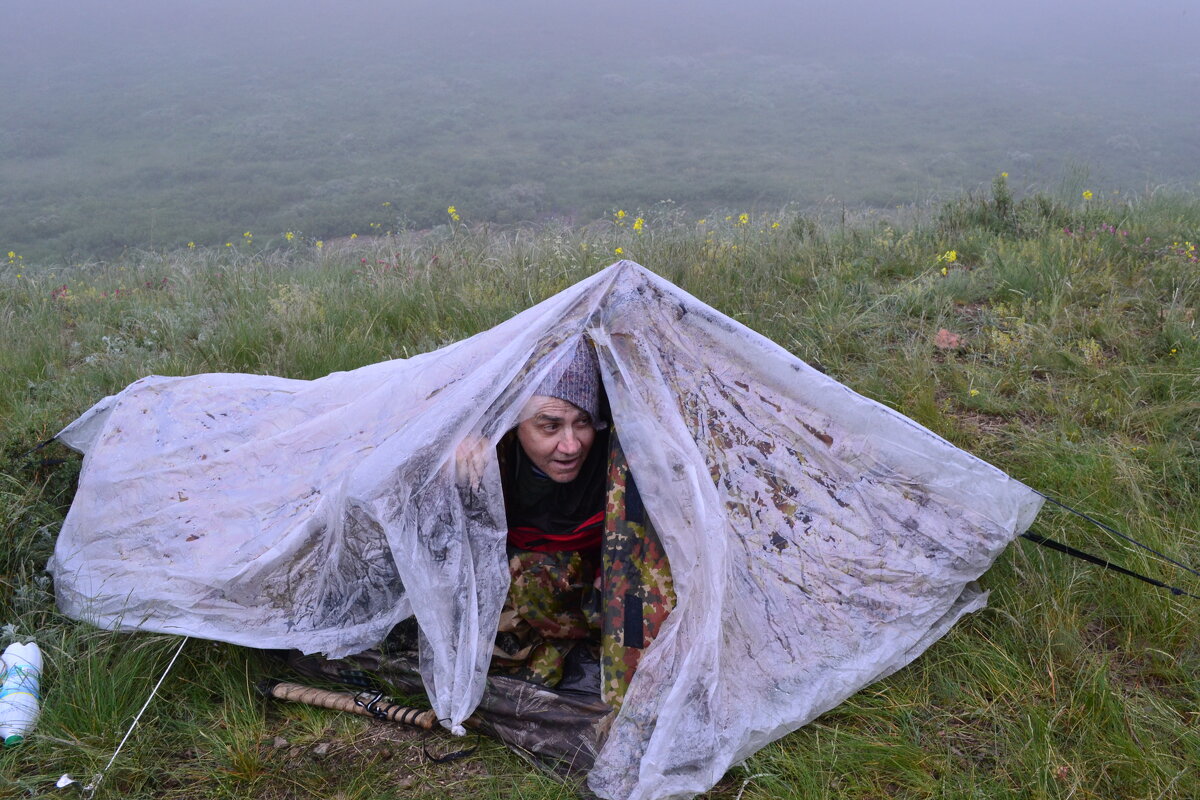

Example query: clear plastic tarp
[51,261,1042,800]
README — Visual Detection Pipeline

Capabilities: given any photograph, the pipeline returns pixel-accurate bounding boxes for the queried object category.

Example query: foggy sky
[3,0,1198,259]
[7,0,1199,78]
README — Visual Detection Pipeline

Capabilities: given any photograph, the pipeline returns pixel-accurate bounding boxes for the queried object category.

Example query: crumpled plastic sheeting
[51,261,1042,799]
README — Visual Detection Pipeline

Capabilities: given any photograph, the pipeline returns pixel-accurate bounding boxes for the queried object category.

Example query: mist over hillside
[3,0,1198,262]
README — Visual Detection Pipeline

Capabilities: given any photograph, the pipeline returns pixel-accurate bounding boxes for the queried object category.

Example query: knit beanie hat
[535,339,602,422]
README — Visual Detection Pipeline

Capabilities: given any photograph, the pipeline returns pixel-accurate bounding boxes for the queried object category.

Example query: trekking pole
[257,679,438,729]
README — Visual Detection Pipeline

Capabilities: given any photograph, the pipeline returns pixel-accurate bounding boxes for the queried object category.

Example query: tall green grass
[1,183,1198,798]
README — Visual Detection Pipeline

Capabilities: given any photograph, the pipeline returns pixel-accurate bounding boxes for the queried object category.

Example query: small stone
[312,742,331,756]
[271,736,289,748]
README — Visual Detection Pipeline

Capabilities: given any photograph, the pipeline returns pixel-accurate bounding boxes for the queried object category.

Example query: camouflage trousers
[492,548,601,687]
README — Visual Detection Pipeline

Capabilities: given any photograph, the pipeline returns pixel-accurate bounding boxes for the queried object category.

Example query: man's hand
[454,434,492,489]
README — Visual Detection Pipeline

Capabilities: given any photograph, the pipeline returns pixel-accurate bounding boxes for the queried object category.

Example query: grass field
[1,179,1198,798]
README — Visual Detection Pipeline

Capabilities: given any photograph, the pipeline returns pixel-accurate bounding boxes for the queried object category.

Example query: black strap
[18,437,63,470]
[353,690,429,726]
[1033,490,1200,581]
[20,437,57,460]
[423,719,480,764]
[1020,532,1200,600]
[15,436,75,474]
[423,742,479,764]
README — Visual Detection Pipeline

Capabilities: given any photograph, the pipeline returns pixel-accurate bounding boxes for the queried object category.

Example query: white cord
[78,636,190,797]
[734,771,770,800]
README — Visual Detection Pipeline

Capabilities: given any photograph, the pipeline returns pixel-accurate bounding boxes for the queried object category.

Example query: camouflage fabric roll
[493,548,601,686]
[600,433,676,709]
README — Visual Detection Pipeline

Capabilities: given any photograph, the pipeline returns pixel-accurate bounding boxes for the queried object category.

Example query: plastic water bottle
[0,642,42,746]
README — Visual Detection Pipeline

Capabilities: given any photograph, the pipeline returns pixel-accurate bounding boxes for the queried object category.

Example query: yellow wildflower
[187,241,195,249]
[941,266,948,276]
[447,205,460,222]
[382,201,391,207]
[1000,172,1008,178]
[615,247,624,255]
[633,217,644,232]
[771,221,781,229]
[350,233,358,239]
[7,251,15,259]
[243,231,252,239]
[737,213,749,225]
[615,209,626,220]
[285,231,295,241]
[316,240,324,249]
[969,389,980,397]
[697,219,707,225]
[225,242,232,247]
[1082,190,1094,200]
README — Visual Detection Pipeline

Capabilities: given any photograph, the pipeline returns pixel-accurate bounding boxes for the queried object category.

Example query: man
[492,339,609,687]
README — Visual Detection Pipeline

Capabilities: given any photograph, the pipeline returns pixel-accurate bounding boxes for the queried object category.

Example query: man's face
[516,395,597,483]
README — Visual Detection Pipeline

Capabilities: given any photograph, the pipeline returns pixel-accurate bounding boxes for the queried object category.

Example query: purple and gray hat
[535,338,603,423]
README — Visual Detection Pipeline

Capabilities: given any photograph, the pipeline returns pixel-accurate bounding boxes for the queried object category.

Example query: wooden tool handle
[261,680,438,729]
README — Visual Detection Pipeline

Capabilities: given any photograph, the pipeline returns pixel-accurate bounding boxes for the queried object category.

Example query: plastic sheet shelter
[51,261,1042,800]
